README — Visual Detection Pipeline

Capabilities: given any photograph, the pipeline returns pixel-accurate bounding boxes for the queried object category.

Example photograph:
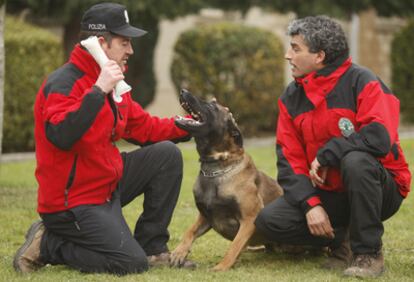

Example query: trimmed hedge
[3,17,63,152]
[171,22,285,136]
[391,20,414,123]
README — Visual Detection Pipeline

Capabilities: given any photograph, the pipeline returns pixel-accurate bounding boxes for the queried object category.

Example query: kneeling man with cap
[13,2,194,275]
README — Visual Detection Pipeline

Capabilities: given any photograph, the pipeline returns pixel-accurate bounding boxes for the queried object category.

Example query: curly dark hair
[287,15,349,64]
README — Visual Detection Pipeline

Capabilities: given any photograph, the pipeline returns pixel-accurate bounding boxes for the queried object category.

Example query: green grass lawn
[1,140,413,281]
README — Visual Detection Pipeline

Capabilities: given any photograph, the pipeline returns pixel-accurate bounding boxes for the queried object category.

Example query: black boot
[321,230,351,270]
[343,250,384,278]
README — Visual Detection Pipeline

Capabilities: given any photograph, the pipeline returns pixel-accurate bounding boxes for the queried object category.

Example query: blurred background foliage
[391,19,414,123]
[6,0,414,108]
[7,0,207,108]
[1,0,414,152]
[3,16,63,152]
[171,23,284,135]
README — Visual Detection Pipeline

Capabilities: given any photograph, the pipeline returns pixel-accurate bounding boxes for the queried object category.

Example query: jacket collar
[315,54,349,77]
[295,55,352,87]
[69,44,101,78]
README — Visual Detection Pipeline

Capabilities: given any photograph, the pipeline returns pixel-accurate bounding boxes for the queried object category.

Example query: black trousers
[39,141,183,275]
[255,151,403,254]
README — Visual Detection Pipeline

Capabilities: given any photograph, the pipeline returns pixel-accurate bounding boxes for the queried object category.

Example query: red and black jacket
[34,44,190,213]
[276,55,411,213]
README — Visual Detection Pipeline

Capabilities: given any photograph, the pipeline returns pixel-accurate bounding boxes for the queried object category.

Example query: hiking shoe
[343,251,384,278]
[321,236,352,270]
[13,220,45,273]
[147,252,196,269]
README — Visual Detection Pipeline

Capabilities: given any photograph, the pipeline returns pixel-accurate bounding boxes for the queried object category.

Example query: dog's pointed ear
[227,114,243,147]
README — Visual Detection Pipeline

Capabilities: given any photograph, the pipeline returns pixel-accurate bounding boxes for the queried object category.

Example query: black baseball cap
[81,2,147,38]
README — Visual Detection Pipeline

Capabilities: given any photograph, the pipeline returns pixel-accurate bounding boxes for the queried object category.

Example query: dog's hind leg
[212,217,256,271]
[170,213,211,267]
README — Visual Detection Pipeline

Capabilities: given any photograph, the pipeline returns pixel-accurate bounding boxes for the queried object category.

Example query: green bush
[3,16,64,152]
[391,20,414,123]
[171,22,285,136]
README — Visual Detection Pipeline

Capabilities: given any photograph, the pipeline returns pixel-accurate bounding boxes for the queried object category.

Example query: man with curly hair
[255,15,411,278]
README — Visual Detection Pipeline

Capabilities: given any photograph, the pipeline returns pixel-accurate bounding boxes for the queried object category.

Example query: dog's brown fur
[171,90,283,271]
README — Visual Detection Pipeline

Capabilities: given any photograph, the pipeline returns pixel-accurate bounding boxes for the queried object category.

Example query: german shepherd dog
[171,89,283,271]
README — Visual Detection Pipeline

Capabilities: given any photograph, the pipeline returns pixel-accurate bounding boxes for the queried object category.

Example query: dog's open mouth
[175,100,205,127]
[175,89,212,133]
[182,100,203,121]
[179,100,203,121]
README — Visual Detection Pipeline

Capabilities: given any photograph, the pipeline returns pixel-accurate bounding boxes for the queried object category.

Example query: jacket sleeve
[43,84,106,151]
[317,79,397,167]
[122,96,191,146]
[277,99,321,213]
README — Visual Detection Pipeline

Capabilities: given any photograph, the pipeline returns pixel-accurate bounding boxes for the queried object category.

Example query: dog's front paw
[169,247,189,268]
[212,263,230,272]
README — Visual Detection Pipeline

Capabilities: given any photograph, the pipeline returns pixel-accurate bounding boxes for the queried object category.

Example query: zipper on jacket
[108,95,118,128]
[106,154,119,202]
[64,154,78,207]
[107,96,121,200]
[108,95,120,141]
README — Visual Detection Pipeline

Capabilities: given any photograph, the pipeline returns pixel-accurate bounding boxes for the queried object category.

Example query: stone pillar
[358,9,383,79]
[244,7,295,86]
[145,16,197,116]
[358,8,405,85]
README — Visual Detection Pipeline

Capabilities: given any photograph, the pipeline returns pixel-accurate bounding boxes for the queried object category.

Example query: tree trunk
[0,3,6,158]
